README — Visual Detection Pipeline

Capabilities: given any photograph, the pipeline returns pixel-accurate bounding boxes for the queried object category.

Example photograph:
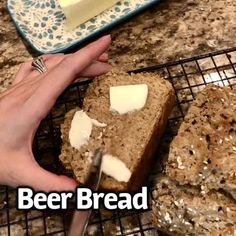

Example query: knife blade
[68,148,103,236]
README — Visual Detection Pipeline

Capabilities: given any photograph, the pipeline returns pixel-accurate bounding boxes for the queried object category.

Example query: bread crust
[128,87,175,191]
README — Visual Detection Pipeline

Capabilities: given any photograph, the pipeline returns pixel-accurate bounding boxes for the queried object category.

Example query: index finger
[27,35,111,119]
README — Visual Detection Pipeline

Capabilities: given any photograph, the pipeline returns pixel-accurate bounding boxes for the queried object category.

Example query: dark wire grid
[0,47,236,235]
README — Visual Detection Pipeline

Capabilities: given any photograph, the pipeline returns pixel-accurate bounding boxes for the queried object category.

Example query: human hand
[0,35,111,192]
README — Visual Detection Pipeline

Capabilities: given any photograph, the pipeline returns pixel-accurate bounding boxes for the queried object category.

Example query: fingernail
[101,53,109,60]
[100,34,111,41]
[105,64,112,72]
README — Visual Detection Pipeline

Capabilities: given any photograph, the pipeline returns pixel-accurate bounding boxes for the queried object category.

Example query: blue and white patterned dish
[7,0,160,54]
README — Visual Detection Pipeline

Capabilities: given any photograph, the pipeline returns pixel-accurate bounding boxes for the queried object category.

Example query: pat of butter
[110,84,148,115]
[101,154,132,182]
[58,0,120,30]
[69,110,106,150]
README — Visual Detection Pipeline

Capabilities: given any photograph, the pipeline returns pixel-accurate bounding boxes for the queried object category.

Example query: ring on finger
[32,56,48,74]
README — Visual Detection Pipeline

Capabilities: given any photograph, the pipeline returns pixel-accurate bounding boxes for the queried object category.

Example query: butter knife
[68,148,103,236]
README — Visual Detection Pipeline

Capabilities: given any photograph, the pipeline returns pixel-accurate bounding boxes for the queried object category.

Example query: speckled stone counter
[109,0,236,70]
[1,0,236,92]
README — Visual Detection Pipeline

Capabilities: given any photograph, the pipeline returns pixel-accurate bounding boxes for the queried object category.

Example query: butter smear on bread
[69,110,106,150]
[110,84,148,115]
[101,154,131,182]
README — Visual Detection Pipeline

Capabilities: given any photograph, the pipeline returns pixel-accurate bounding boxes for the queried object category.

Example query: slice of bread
[152,84,236,235]
[60,70,175,191]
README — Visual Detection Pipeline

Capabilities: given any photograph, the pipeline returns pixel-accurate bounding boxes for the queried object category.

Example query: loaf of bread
[152,175,236,235]
[166,84,236,199]
[152,84,236,235]
[60,70,175,191]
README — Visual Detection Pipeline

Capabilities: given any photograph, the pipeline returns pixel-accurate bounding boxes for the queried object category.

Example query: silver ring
[32,57,48,74]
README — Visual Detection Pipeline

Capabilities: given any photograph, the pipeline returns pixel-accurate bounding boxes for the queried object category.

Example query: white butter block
[101,154,132,182]
[58,0,120,30]
[69,110,106,150]
[110,84,148,115]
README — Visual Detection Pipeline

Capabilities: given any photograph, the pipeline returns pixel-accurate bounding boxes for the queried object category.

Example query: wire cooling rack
[0,47,236,236]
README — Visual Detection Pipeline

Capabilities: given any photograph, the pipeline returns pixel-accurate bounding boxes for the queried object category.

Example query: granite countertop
[1,0,236,92]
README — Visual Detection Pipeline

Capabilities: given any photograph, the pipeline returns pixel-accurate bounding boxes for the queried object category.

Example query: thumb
[17,162,77,192]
